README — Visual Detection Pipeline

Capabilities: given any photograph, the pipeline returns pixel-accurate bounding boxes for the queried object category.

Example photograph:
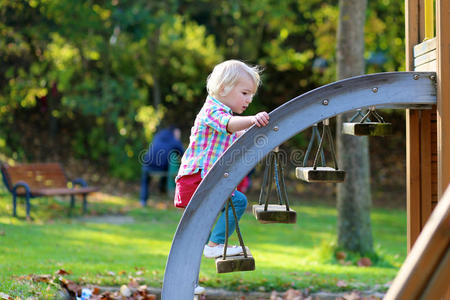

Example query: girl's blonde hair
[206,60,262,98]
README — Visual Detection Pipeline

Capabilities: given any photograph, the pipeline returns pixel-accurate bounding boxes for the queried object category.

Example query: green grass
[0,188,406,298]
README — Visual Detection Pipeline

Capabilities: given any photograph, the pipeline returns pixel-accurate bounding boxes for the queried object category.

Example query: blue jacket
[143,128,184,171]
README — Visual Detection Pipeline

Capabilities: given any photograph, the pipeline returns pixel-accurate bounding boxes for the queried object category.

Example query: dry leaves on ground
[12,269,157,300]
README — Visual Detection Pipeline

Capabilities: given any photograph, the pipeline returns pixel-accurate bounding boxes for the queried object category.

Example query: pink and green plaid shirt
[176,96,237,180]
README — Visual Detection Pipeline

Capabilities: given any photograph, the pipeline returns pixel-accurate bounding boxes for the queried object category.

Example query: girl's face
[218,74,256,114]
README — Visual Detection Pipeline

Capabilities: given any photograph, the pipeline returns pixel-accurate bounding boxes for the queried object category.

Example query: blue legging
[209,190,247,244]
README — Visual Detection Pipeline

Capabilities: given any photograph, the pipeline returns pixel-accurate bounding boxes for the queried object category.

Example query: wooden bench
[1,162,99,218]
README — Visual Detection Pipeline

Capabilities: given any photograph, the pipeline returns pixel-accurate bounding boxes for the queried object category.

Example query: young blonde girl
[175,59,269,254]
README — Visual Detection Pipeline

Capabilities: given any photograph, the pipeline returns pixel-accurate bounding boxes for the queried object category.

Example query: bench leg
[69,195,75,216]
[82,195,87,214]
[12,194,17,217]
[25,195,31,219]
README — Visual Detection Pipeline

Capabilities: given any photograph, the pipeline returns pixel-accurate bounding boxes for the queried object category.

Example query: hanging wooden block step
[215,250,255,274]
[296,167,346,183]
[342,122,392,136]
[252,204,296,224]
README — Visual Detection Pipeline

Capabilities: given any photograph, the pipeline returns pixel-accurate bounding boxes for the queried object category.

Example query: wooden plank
[436,0,450,199]
[405,0,421,70]
[406,110,422,249]
[420,246,450,300]
[384,186,450,300]
[414,59,437,71]
[215,250,255,274]
[252,204,297,224]
[414,49,437,67]
[431,112,438,205]
[413,37,437,57]
[420,110,433,227]
[30,187,98,196]
[295,167,346,183]
[405,0,422,251]
[342,122,392,136]
[2,163,69,190]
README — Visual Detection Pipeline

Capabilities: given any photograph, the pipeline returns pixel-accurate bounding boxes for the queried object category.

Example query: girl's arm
[226,112,270,133]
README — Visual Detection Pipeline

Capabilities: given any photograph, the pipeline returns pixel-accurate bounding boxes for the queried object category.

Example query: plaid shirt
[176,96,237,180]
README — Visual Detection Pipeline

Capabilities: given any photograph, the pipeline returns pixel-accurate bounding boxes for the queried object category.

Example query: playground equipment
[296,119,345,183]
[253,147,296,224]
[384,185,450,300]
[162,72,436,299]
[216,199,255,273]
[162,0,449,296]
[342,106,392,136]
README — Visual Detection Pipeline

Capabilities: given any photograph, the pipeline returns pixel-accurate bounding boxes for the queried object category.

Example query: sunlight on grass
[0,191,407,297]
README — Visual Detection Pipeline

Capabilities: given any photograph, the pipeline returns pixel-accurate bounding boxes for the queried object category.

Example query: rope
[230,199,248,258]
[223,199,248,260]
[312,121,339,171]
[325,124,339,170]
[264,153,275,212]
[223,200,229,259]
[312,124,326,170]
[258,149,290,212]
[276,152,290,211]
[274,157,283,205]
[303,125,325,167]
[258,152,272,205]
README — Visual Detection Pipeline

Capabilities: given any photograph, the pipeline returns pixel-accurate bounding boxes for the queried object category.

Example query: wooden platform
[252,204,296,224]
[342,122,392,136]
[296,167,346,183]
[215,249,255,274]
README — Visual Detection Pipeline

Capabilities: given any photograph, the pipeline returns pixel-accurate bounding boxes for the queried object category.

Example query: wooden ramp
[384,185,450,300]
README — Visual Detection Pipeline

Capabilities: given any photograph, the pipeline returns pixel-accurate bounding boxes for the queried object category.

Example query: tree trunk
[336,0,373,254]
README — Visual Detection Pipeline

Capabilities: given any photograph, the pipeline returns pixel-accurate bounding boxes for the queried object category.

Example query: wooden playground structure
[162,0,449,298]
[387,0,449,298]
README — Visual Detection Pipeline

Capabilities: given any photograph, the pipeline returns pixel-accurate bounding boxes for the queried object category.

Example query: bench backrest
[1,163,69,191]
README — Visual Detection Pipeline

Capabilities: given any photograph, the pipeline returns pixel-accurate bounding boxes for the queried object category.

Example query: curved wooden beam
[162,72,436,299]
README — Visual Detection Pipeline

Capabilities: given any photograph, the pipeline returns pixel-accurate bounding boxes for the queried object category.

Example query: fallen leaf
[60,279,82,297]
[120,285,131,297]
[0,292,13,300]
[138,285,148,292]
[343,291,361,300]
[336,251,347,260]
[336,280,348,287]
[32,274,52,283]
[128,279,139,289]
[270,290,278,300]
[357,257,372,267]
[92,287,101,295]
[284,288,303,300]
[55,269,71,275]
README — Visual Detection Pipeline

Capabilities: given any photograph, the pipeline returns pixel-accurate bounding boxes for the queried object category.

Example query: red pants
[174,171,202,208]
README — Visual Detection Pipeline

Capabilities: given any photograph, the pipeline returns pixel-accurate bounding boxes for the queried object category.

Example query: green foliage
[0,0,406,179]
